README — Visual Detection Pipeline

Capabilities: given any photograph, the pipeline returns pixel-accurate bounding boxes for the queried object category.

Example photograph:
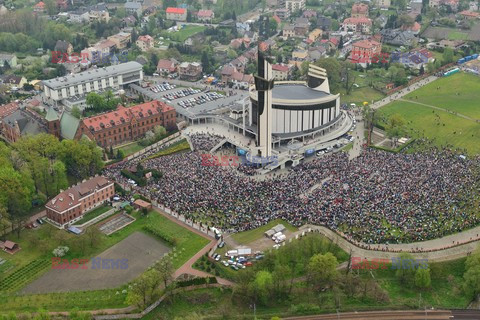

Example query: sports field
[403,73,480,119]
[378,72,480,155]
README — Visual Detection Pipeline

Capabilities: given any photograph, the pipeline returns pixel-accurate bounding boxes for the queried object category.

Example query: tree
[398,14,414,28]
[442,48,454,65]
[0,205,11,240]
[127,268,162,309]
[414,268,431,289]
[85,227,102,248]
[463,247,480,299]
[315,58,342,91]
[71,106,82,119]
[306,253,338,291]
[419,64,425,75]
[227,49,238,59]
[251,270,274,305]
[155,256,174,289]
[395,253,416,286]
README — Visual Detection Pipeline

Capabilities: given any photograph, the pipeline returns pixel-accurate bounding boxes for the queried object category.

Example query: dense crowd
[188,133,225,151]
[104,135,480,244]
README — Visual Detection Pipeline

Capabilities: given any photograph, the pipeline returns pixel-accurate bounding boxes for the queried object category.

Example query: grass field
[116,142,144,157]
[230,219,298,245]
[75,205,112,225]
[0,210,209,313]
[339,87,386,106]
[403,73,480,119]
[143,139,191,161]
[169,25,206,42]
[378,72,480,155]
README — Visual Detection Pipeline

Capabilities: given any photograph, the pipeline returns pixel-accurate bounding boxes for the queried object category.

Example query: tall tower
[253,16,274,158]
[45,106,61,139]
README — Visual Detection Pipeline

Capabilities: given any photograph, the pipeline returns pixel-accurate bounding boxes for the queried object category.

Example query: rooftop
[166,7,186,14]
[272,83,331,101]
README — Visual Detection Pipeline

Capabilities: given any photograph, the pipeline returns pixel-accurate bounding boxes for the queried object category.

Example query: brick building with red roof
[76,100,176,148]
[166,7,187,21]
[45,176,114,228]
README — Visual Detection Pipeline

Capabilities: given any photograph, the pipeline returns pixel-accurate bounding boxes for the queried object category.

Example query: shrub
[143,226,178,246]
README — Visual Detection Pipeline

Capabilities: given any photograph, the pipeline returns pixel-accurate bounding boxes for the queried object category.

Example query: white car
[221,260,229,267]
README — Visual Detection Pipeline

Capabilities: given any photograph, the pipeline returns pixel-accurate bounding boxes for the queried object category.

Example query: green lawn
[75,205,112,225]
[403,72,480,119]
[339,86,386,106]
[0,210,209,313]
[116,142,144,157]
[448,31,469,40]
[142,139,191,161]
[378,100,480,155]
[231,219,298,245]
[169,25,206,42]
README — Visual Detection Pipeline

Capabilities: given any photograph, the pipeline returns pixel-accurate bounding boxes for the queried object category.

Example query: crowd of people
[188,133,225,151]
[104,134,480,244]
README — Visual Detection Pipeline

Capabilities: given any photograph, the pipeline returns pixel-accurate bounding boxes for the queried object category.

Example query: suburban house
[1,75,27,89]
[108,32,131,49]
[381,29,417,47]
[136,35,155,51]
[350,39,382,66]
[272,64,290,80]
[342,17,372,33]
[0,53,17,68]
[178,62,203,81]
[45,176,115,228]
[197,10,214,22]
[125,1,142,16]
[69,8,90,23]
[34,1,45,12]
[157,59,178,74]
[308,29,323,42]
[166,7,187,21]
[351,3,369,17]
[282,25,295,38]
[390,49,434,69]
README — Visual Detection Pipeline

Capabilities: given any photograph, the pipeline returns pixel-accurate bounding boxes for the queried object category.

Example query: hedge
[142,226,178,246]
[176,276,218,287]
[120,169,147,187]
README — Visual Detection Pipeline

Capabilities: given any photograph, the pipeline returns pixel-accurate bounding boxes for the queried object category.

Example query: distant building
[125,1,142,16]
[377,0,391,8]
[390,48,434,69]
[0,53,17,68]
[0,109,47,143]
[272,64,290,80]
[108,32,131,49]
[308,28,323,42]
[178,62,202,81]
[69,8,90,23]
[1,75,27,89]
[136,35,155,51]
[303,10,317,19]
[197,9,214,22]
[42,61,143,105]
[411,0,423,11]
[381,29,417,46]
[0,102,19,120]
[275,8,290,20]
[401,21,421,34]
[459,10,480,19]
[317,16,332,31]
[157,59,178,74]
[282,25,295,38]
[351,3,369,17]
[166,7,187,21]
[45,176,114,228]
[342,17,372,33]
[285,0,305,13]
[351,39,382,66]
[34,1,46,13]
[54,40,74,55]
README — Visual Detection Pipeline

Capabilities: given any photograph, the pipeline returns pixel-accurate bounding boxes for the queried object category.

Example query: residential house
[89,5,110,23]
[157,59,178,74]
[350,39,382,66]
[123,15,137,26]
[283,25,296,38]
[381,29,417,46]
[220,65,237,83]
[166,7,187,21]
[390,48,434,69]
[45,176,114,228]
[351,3,369,17]
[1,75,27,89]
[197,9,214,22]
[230,56,249,73]
[0,54,17,68]
[459,10,480,19]
[178,62,203,81]
[308,46,327,61]
[292,49,308,60]
[0,109,46,143]
[108,32,131,49]
[303,10,317,19]
[69,8,90,23]
[376,0,391,8]
[0,102,20,120]
[54,40,73,55]
[401,21,421,34]
[34,1,46,13]
[308,29,323,42]
[272,64,290,80]
[317,16,332,31]
[275,8,290,20]
[136,35,154,51]
[342,17,372,33]
[125,1,142,16]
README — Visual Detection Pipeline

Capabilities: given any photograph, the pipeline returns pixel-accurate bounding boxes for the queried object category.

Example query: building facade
[178,62,203,81]
[136,35,155,51]
[166,7,187,21]
[42,62,143,105]
[45,176,114,228]
[76,100,176,148]
[285,0,305,12]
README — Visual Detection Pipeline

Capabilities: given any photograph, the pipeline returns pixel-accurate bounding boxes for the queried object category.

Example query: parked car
[218,241,225,248]
[36,218,44,225]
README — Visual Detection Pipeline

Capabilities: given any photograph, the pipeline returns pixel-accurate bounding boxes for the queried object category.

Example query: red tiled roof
[460,10,480,17]
[343,17,372,25]
[157,59,177,71]
[34,1,45,8]
[352,39,381,49]
[137,35,154,42]
[0,102,19,119]
[272,64,289,72]
[166,7,186,14]
[46,176,112,213]
[197,9,213,17]
[272,15,281,24]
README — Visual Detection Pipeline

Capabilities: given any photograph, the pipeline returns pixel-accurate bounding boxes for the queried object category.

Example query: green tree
[306,252,338,291]
[252,270,274,305]
[395,253,416,286]
[227,49,238,59]
[127,268,162,309]
[71,106,82,119]
[414,268,431,289]
[155,256,174,288]
[442,48,454,65]
[463,247,480,299]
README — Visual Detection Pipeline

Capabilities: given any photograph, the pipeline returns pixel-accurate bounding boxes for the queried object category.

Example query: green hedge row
[176,276,217,287]
[142,226,177,246]
[120,169,147,187]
